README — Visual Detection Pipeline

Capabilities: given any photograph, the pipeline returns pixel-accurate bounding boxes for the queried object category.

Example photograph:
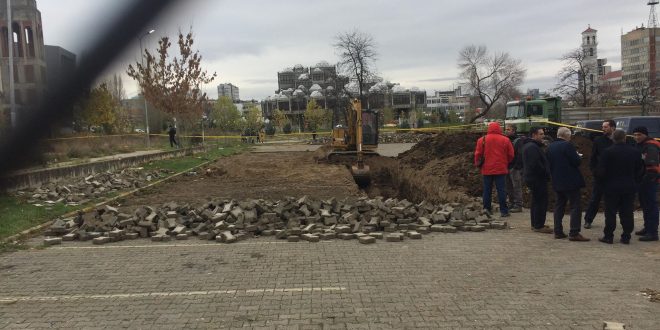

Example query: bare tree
[555,48,596,107]
[127,28,216,140]
[630,80,656,115]
[107,73,125,102]
[333,29,378,105]
[458,45,525,122]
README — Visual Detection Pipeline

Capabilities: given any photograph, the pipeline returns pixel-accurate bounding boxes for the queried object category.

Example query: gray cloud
[37,0,653,100]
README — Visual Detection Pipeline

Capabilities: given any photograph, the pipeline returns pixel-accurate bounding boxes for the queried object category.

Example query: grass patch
[143,144,247,172]
[0,144,247,242]
[0,196,74,240]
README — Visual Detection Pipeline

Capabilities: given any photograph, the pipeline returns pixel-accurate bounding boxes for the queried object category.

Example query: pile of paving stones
[42,196,508,246]
[17,168,172,207]
[379,132,432,144]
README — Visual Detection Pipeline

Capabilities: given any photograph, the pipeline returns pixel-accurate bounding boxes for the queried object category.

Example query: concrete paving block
[319,232,336,240]
[219,231,237,243]
[338,233,355,240]
[471,225,486,232]
[368,232,384,239]
[603,322,626,330]
[430,224,444,232]
[92,237,110,245]
[358,236,376,244]
[407,231,422,239]
[125,232,139,240]
[301,233,320,242]
[43,237,62,246]
[175,234,189,240]
[324,216,337,226]
[441,226,457,233]
[62,233,77,241]
[287,235,300,242]
[449,220,464,227]
[197,232,212,240]
[335,225,351,233]
[385,233,404,242]
[88,232,102,239]
[416,225,430,234]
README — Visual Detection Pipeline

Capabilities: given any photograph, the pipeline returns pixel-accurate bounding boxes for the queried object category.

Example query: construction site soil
[121,132,597,211]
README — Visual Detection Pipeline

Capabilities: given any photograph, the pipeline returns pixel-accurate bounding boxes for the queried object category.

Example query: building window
[589,48,593,56]
[590,74,594,84]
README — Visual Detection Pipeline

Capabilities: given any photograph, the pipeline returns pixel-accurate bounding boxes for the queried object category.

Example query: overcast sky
[37,0,654,100]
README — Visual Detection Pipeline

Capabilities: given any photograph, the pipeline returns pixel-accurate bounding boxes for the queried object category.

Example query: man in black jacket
[596,129,645,244]
[546,127,589,241]
[522,127,552,233]
[505,124,524,213]
[583,119,615,229]
[633,126,660,242]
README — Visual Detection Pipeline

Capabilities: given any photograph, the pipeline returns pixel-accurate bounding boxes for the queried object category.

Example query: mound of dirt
[367,131,597,210]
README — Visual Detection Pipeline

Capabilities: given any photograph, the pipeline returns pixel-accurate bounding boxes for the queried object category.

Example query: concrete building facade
[217,83,240,102]
[44,45,75,92]
[620,26,660,99]
[0,0,47,122]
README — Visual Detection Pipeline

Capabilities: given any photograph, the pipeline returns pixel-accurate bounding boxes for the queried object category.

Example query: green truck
[504,96,562,136]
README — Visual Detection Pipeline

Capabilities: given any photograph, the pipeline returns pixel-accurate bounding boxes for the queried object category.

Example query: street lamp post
[6,0,16,127]
[138,29,155,148]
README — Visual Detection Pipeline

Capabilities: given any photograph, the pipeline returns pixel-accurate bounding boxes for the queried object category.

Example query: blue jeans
[483,175,508,215]
[638,181,659,236]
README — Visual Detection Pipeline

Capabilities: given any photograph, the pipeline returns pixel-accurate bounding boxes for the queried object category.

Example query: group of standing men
[474,120,660,244]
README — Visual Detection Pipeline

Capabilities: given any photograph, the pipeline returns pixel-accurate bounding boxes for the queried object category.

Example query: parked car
[574,120,603,140]
[613,116,660,138]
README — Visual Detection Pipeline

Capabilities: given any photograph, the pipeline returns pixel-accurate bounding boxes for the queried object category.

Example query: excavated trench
[360,132,598,210]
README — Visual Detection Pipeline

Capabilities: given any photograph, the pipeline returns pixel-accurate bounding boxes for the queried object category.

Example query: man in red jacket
[474,122,515,217]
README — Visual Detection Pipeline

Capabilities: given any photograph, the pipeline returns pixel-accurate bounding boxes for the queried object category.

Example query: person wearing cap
[596,129,645,244]
[633,126,660,242]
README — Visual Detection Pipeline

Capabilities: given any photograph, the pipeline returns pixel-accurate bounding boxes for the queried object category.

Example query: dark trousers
[584,179,604,223]
[169,135,177,147]
[482,175,508,215]
[527,180,548,229]
[603,192,635,240]
[554,189,582,236]
[638,181,659,237]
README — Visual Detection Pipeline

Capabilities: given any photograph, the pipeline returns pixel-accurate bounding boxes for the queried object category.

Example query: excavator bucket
[350,163,371,187]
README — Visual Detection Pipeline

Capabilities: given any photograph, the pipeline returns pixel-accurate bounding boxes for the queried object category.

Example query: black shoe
[500,213,510,218]
[635,228,647,236]
[583,222,592,229]
[639,235,659,242]
[620,238,630,245]
[598,237,613,244]
[554,232,568,239]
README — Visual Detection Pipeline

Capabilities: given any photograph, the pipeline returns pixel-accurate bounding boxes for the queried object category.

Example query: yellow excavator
[328,99,379,186]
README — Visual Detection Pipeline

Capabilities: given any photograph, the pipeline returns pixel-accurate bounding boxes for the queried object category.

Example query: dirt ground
[119,132,599,211]
[123,152,362,207]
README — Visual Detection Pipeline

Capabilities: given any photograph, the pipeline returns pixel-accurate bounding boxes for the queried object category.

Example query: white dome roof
[345,82,360,95]
[293,64,304,70]
[392,85,408,93]
[293,89,305,97]
[282,67,293,73]
[310,91,324,98]
[298,73,309,80]
[309,84,322,92]
[277,93,289,101]
[326,85,334,91]
[298,85,306,90]
[313,67,323,73]
[316,60,330,67]
[369,82,388,93]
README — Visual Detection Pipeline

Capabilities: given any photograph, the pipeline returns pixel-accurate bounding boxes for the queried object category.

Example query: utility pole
[6,0,15,127]
[138,29,155,147]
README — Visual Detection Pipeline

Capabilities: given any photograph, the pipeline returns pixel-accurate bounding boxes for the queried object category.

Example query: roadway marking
[0,287,347,303]
[49,241,320,250]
